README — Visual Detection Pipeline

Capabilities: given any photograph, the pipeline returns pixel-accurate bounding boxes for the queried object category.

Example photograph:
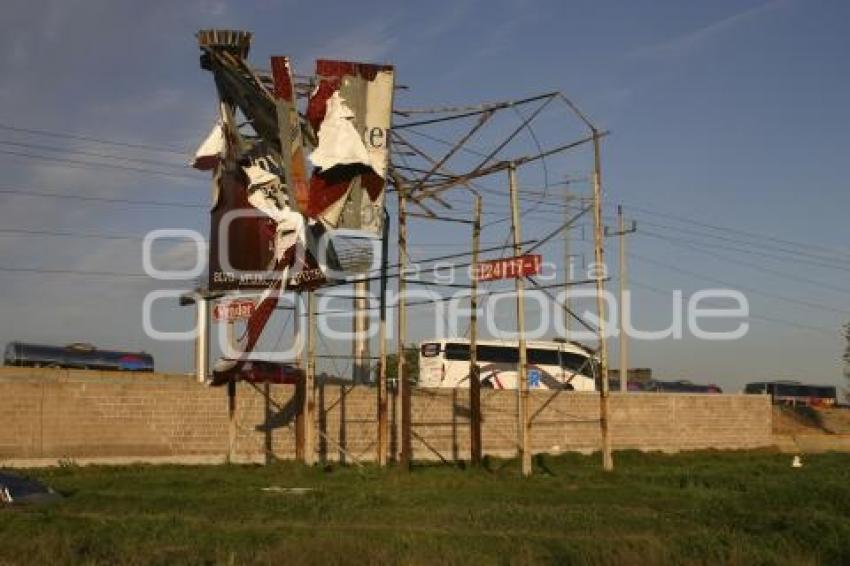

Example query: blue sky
[0,0,847,390]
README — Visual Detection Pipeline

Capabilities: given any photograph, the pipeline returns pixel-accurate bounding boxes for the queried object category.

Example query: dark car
[210,359,304,386]
[642,379,722,393]
[607,379,647,392]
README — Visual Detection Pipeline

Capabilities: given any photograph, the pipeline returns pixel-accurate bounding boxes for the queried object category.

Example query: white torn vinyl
[244,164,307,267]
[191,121,225,170]
[309,91,370,172]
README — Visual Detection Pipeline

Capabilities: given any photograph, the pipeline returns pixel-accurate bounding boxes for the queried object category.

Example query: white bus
[418,338,598,391]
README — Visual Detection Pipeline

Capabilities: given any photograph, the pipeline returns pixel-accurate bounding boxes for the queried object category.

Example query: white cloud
[93,87,185,116]
[416,0,478,41]
[629,1,787,61]
[297,18,398,64]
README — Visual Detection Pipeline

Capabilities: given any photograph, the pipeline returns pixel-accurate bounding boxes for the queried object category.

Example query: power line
[0,148,201,181]
[0,122,186,154]
[490,199,850,268]
[0,227,205,242]
[0,266,154,279]
[614,199,850,262]
[0,121,842,327]
[622,215,850,270]
[629,278,838,337]
[631,251,849,315]
[3,179,842,321]
[0,186,207,208]
[629,214,850,267]
[640,229,850,293]
[461,192,850,267]
[0,139,187,170]
[5,119,840,265]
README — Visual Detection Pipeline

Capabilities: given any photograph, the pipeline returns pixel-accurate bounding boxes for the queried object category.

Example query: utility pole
[509,162,532,477]
[469,194,482,465]
[591,130,613,472]
[304,290,317,465]
[605,205,637,392]
[396,184,411,467]
[563,186,574,338]
[227,380,237,462]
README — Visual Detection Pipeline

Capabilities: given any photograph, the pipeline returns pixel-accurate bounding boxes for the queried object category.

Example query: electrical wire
[628,278,838,337]
[0,122,187,154]
[0,227,199,242]
[640,229,850,293]
[0,139,187,170]
[0,186,207,208]
[0,148,201,181]
[617,200,850,261]
[630,251,849,315]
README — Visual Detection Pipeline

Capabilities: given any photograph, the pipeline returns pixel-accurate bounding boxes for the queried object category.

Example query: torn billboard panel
[305,60,394,236]
[195,31,394,294]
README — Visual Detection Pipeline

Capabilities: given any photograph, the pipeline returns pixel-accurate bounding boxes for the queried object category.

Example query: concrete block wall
[0,368,773,466]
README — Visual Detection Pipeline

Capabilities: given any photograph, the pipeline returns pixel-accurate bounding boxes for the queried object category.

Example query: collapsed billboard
[194,30,394,293]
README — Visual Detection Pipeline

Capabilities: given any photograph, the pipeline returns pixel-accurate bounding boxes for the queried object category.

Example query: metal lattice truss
[387,91,609,337]
[388,91,607,214]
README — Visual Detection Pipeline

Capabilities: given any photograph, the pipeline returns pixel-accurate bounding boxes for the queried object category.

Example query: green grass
[2,451,849,565]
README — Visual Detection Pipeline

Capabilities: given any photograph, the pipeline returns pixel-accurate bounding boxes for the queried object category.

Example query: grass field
[1,451,849,565]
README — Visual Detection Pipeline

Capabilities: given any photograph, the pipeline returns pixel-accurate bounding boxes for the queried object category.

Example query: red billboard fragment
[304,60,394,235]
[212,299,256,322]
[475,255,543,282]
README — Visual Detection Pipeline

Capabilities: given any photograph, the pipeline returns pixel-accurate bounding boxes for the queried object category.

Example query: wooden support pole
[263,381,272,465]
[304,290,316,465]
[469,194,482,465]
[294,294,302,370]
[227,380,237,463]
[592,131,613,472]
[508,163,532,477]
[377,211,390,466]
[397,184,411,467]
[295,295,306,462]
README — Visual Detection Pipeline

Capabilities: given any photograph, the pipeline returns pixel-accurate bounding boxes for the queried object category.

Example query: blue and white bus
[418,338,597,391]
[4,342,154,372]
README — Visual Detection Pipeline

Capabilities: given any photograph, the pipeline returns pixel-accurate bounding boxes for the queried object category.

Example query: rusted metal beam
[411,132,608,202]
[390,132,482,204]
[406,110,494,195]
[393,92,558,129]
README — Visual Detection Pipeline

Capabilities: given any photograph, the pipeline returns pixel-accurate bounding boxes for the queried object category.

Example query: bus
[4,342,154,372]
[744,381,837,406]
[418,338,597,391]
